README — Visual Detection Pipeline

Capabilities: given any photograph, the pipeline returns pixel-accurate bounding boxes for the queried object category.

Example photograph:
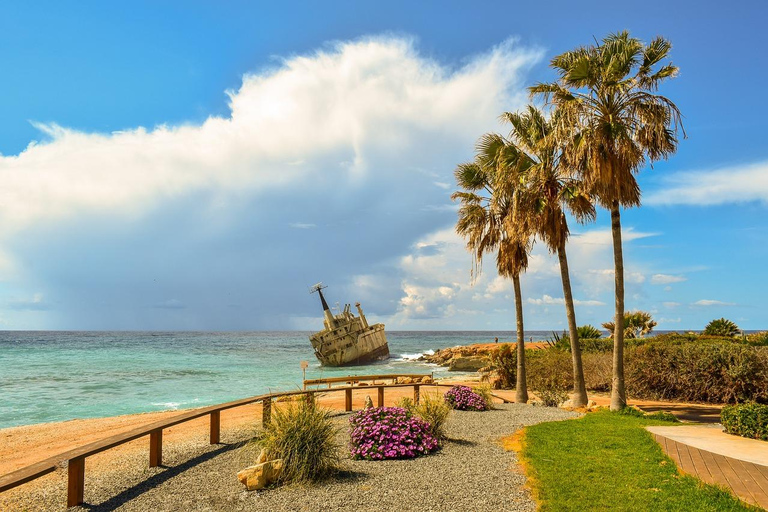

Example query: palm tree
[602,310,657,339]
[531,31,684,410]
[501,106,595,407]
[453,134,533,403]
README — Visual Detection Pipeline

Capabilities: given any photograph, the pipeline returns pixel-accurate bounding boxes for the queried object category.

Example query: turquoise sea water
[0,331,554,429]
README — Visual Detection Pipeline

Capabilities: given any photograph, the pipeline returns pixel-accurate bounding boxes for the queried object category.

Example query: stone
[448,356,488,372]
[237,459,284,491]
[256,449,268,464]
[420,376,433,384]
[364,395,374,408]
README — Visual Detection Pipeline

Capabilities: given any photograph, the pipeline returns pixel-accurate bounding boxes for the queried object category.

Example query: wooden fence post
[345,388,352,411]
[377,386,384,407]
[67,457,85,508]
[414,384,420,404]
[210,411,220,444]
[149,430,163,467]
[262,397,272,426]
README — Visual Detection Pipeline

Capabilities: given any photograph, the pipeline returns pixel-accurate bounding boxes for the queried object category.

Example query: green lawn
[519,410,757,511]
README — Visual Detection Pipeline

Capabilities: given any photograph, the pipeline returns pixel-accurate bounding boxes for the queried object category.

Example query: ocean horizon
[0,329,736,429]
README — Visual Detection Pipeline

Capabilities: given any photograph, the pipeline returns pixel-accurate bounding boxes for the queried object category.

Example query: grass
[518,410,756,511]
[252,396,341,484]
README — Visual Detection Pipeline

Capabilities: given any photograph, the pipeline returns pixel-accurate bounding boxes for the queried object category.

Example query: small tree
[703,318,740,337]
[603,311,657,339]
[577,325,603,339]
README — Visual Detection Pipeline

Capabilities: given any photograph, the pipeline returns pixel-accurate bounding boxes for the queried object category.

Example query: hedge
[721,403,768,441]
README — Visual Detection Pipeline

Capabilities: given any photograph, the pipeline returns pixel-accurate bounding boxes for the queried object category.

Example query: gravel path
[3,404,578,512]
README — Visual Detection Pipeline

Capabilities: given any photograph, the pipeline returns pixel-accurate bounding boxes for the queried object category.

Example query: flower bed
[444,385,488,411]
[349,407,438,460]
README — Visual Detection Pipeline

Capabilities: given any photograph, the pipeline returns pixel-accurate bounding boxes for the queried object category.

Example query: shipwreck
[308,283,389,366]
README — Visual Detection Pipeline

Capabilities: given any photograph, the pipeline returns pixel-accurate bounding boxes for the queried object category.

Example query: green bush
[616,407,679,423]
[627,341,768,404]
[488,343,516,388]
[745,331,768,346]
[603,311,657,339]
[704,318,740,337]
[254,396,341,483]
[396,392,452,440]
[721,402,768,440]
[415,392,452,440]
[649,332,734,344]
[516,340,768,404]
[577,324,603,339]
[527,349,572,406]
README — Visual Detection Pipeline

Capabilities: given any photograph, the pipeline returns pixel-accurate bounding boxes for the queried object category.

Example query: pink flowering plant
[444,385,488,411]
[349,407,438,460]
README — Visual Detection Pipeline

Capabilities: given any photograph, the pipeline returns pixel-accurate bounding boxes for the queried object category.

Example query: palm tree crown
[530,31,684,208]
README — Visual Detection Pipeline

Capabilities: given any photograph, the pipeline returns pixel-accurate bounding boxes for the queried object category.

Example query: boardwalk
[649,425,768,510]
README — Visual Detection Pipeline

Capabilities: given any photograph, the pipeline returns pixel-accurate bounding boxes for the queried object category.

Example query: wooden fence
[0,375,506,508]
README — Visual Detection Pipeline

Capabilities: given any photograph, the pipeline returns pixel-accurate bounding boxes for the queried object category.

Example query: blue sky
[0,1,766,330]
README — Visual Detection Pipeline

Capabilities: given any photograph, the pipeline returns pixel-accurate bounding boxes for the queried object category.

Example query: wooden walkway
[650,429,768,509]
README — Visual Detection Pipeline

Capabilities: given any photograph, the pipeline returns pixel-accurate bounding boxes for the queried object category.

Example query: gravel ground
[2,404,578,512]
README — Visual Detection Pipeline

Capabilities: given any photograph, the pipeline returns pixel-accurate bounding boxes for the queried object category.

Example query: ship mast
[309,282,336,328]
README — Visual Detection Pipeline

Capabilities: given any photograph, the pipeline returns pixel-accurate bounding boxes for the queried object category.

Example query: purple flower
[348,407,438,460]
[444,386,488,411]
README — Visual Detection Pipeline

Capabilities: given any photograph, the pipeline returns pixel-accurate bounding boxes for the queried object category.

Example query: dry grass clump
[252,396,341,483]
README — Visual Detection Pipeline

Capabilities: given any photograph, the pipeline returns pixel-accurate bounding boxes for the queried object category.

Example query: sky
[0,1,767,331]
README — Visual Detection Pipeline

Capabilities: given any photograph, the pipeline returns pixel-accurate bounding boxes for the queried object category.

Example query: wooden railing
[0,376,507,508]
[302,373,433,389]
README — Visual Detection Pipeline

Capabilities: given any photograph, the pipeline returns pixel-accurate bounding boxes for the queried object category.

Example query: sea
[0,330,555,429]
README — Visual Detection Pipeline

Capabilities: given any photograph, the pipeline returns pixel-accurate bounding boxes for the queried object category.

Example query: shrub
[349,407,438,460]
[414,392,452,440]
[616,407,679,423]
[745,331,768,346]
[603,311,657,339]
[488,343,516,388]
[444,385,488,411]
[396,393,451,440]
[472,384,496,410]
[721,402,768,440]
[254,396,341,483]
[626,341,768,404]
[645,411,680,423]
[577,325,603,339]
[395,397,415,413]
[704,318,740,337]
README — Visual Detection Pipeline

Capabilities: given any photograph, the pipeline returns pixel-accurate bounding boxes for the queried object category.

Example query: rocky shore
[419,341,548,372]
[419,343,498,371]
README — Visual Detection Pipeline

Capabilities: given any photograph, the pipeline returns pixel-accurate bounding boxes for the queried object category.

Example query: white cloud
[663,301,681,308]
[693,299,736,307]
[289,223,316,229]
[645,160,768,206]
[651,274,687,285]
[570,228,657,249]
[526,294,605,306]
[0,37,542,236]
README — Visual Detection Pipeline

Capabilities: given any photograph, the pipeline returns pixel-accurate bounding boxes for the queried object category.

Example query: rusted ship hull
[310,323,389,367]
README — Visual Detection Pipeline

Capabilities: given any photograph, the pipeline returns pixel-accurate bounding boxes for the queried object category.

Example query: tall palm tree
[531,31,684,410]
[453,134,533,403]
[502,105,596,407]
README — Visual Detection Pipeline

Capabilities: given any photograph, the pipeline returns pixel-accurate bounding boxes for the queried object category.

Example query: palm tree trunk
[610,201,627,410]
[512,273,528,403]
[558,238,588,407]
